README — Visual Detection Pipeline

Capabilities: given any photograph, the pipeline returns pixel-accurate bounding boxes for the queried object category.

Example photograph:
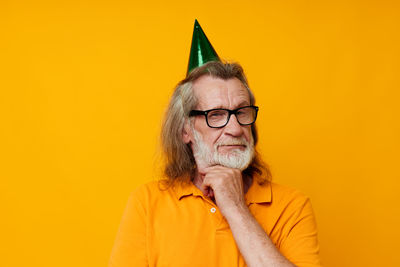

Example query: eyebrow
[237,101,250,107]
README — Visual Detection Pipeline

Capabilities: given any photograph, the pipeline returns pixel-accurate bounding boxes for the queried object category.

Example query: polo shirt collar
[245,178,272,204]
[174,180,204,200]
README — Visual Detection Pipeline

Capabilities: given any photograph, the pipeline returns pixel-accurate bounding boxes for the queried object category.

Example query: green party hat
[187,19,220,76]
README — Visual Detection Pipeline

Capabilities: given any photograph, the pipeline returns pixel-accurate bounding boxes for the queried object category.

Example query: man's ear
[182,121,192,144]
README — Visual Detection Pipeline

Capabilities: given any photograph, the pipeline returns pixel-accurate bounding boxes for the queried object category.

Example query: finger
[202,165,227,173]
[209,188,214,198]
[203,187,214,198]
[201,182,212,196]
[198,164,221,176]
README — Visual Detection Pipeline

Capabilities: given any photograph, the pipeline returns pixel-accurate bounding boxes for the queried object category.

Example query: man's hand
[199,165,247,217]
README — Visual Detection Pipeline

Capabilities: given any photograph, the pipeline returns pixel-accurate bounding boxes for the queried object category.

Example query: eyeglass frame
[189,105,259,129]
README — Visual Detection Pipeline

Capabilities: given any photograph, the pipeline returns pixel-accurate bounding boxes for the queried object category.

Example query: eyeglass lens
[207,107,256,127]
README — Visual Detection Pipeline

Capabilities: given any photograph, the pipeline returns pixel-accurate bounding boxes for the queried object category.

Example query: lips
[217,142,247,148]
[219,144,246,148]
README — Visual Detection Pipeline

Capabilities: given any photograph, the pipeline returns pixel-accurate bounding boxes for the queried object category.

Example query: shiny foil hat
[187,19,221,76]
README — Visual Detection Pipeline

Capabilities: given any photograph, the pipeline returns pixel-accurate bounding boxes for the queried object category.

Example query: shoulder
[268,182,314,216]
[270,182,309,201]
[128,179,181,206]
[132,180,163,194]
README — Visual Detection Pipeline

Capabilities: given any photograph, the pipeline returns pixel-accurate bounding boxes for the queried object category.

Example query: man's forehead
[192,76,250,108]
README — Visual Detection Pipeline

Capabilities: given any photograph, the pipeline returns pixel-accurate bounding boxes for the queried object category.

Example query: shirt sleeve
[109,189,148,267]
[279,196,322,267]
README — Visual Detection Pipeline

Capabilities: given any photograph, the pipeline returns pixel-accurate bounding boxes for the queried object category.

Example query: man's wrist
[220,201,251,222]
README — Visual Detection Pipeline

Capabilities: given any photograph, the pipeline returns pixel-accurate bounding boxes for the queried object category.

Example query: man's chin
[218,161,250,171]
[213,154,252,171]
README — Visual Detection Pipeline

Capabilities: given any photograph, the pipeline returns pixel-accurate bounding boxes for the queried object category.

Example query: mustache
[216,138,248,147]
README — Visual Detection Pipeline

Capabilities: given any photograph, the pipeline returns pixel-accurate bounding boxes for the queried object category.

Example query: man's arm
[223,201,296,267]
[200,166,296,267]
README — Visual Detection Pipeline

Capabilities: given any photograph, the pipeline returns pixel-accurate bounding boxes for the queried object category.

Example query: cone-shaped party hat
[187,19,220,76]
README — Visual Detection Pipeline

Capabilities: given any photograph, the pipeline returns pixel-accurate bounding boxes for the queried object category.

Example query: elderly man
[109,21,321,267]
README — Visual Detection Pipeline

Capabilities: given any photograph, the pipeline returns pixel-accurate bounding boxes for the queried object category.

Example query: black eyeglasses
[189,105,259,128]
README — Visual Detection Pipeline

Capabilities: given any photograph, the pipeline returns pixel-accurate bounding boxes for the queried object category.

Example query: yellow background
[1,1,399,266]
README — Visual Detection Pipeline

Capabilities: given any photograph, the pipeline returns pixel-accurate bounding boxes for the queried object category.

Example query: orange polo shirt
[109,178,321,267]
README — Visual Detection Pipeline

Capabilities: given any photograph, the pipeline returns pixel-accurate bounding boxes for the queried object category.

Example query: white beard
[192,129,254,171]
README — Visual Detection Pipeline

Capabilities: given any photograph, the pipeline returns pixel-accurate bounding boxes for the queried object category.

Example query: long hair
[160,61,271,184]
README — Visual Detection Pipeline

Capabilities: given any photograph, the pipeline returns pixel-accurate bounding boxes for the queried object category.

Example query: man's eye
[237,109,249,116]
[209,111,225,118]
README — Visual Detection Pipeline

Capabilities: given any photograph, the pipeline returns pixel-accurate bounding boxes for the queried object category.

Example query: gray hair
[160,61,271,184]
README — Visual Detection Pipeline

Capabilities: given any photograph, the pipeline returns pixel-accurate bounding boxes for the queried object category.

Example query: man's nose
[224,114,244,136]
